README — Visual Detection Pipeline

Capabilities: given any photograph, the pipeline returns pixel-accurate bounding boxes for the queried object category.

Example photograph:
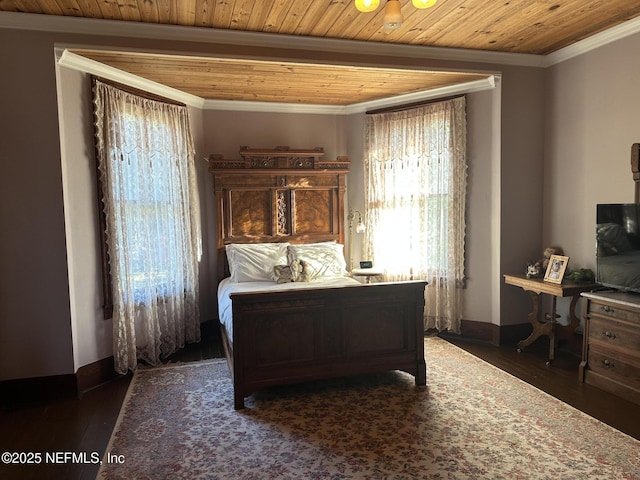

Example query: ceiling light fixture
[412,0,437,7]
[354,0,380,13]
[383,0,404,29]
[355,0,438,30]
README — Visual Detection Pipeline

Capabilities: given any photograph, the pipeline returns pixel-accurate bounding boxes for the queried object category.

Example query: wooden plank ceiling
[68,49,490,105]
[4,0,640,105]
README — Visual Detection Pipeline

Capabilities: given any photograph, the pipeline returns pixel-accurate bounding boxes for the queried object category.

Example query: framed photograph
[544,255,569,284]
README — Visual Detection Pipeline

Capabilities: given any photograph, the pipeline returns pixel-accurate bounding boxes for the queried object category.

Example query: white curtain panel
[93,80,202,373]
[363,97,467,333]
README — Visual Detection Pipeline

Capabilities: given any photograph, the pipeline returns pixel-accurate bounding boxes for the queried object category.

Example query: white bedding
[217,276,361,342]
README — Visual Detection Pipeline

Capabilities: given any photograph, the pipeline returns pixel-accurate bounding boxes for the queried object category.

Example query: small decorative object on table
[359,261,373,269]
[541,246,564,271]
[526,261,542,278]
[564,268,595,283]
[526,246,565,278]
[544,254,569,284]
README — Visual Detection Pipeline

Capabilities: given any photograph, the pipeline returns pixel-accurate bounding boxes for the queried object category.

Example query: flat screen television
[596,203,640,294]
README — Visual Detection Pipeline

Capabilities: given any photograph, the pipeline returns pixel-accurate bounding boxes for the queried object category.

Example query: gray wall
[499,66,547,325]
[1,30,74,379]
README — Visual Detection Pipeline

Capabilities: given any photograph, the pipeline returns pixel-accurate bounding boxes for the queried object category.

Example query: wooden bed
[209,147,427,409]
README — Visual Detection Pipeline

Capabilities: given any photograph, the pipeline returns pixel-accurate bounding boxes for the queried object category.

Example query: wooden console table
[503,274,598,364]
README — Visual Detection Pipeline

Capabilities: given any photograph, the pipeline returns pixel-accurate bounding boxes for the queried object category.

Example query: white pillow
[226,243,289,282]
[287,243,347,280]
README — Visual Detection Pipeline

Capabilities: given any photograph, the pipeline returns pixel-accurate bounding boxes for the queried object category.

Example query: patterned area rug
[98,337,640,480]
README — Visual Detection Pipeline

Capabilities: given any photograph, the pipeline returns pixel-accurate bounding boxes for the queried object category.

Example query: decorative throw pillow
[273,264,295,284]
[273,259,312,283]
[287,243,347,280]
[290,259,311,282]
[226,243,289,282]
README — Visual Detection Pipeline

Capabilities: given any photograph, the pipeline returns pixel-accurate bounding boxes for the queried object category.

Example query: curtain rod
[366,94,464,115]
[91,76,187,107]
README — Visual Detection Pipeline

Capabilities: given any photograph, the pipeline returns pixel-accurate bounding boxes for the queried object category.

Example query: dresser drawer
[588,300,640,324]
[588,316,640,352]
[581,292,640,405]
[587,347,640,392]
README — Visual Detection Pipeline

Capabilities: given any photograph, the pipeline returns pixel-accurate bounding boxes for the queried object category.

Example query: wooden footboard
[225,280,427,409]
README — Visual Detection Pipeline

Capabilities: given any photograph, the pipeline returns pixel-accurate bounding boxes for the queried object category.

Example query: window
[115,109,189,304]
[363,97,467,333]
[367,155,452,276]
[93,78,201,373]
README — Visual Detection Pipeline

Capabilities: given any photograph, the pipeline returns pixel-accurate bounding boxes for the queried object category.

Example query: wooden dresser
[580,291,640,405]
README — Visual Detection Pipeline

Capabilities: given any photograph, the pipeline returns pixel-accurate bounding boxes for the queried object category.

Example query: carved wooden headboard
[208,147,350,280]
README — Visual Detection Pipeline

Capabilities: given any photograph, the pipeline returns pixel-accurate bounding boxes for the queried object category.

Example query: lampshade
[412,0,437,8]
[355,0,380,12]
[383,0,403,30]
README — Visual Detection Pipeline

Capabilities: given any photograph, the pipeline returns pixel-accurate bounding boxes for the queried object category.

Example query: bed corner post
[632,143,639,203]
[415,281,427,386]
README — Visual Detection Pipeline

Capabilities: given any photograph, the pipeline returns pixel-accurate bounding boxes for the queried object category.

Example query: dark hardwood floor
[0,326,224,480]
[442,333,640,441]
[1,325,638,480]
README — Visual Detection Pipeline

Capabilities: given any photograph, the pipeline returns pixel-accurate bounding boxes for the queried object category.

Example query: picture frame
[544,255,569,284]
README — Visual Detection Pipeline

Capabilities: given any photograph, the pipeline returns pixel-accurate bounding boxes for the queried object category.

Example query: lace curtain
[363,97,467,333]
[93,80,202,374]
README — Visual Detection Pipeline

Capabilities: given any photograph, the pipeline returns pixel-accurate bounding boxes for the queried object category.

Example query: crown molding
[344,76,497,114]
[202,99,347,115]
[2,11,543,67]
[543,15,640,66]
[57,49,205,109]
[200,76,497,115]
[4,10,640,69]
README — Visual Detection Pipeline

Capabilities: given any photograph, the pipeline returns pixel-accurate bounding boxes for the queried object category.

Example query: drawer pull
[603,330,617,339]
[600,305,614,314]
[601,359,614,369]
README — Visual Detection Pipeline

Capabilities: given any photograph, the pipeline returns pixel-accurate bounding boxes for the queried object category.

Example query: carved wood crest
[208,146,350,171]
